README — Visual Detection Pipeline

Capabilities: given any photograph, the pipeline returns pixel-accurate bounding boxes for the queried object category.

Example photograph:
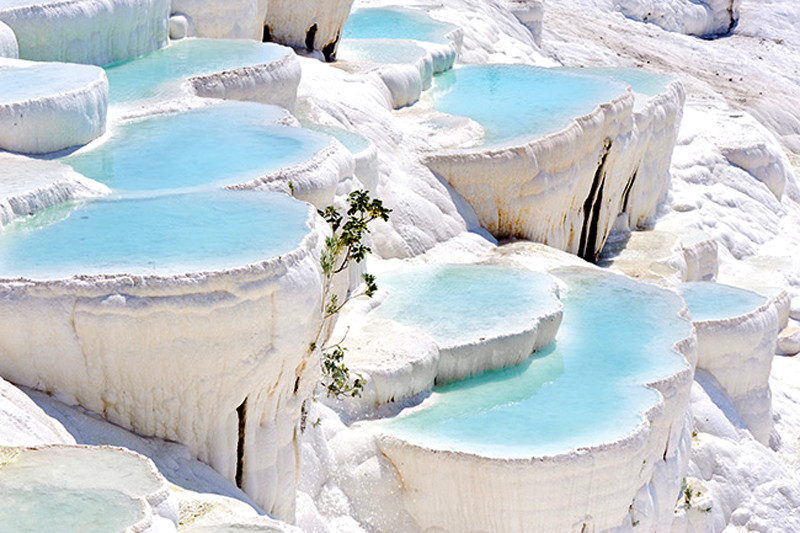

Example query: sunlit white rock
[0,20,16,57]
[0,58,107,154]
[615,0,741,37]
[0,0,170,65]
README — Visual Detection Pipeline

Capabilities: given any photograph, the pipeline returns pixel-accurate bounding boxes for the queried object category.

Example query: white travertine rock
[681,230,719,282]
[692,292,784,445]
[601,228,719,283]
[0,445,179,532]
[337,39,435,109]
[0,211,327,521]
[171,0,355,60]
[0,0,170,65]
[174,487,301,532]
[228,138,355,210]
[0,58,108,154]
[170,0,261,40]
[189,47,302,111]
[0,154,110,228]
[778,322,800,356]
[424,81,685,262]
[0,20,16,57]
[615,0,741,37]
[168,14,189,40]
[261,0,355,60]
[505,0,543,46]
[0,378,74,447]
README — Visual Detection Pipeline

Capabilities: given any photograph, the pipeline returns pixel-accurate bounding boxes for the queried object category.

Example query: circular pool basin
[681,282,767,322]
[373,264,559,348]
[63,102,331,192]
[105,39,293,104]
[429,65,629,146]
[343,6,459,45]
[381,267,691,458]
[0,189,311,279]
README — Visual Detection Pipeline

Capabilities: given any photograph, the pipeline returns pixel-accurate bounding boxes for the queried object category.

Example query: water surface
[0,190,310,279]
[343,7,458,44]
[430,65,628,146]
[682,282,766,322]
[105,39,290,104]
[381,268,691,458]
[63,102,330,192]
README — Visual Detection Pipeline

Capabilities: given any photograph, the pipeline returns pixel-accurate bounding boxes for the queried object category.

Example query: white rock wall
[0,213,326,521]
[260,0,355,60]
[171,0,355,60]
[693,292,784,445]
[0,21,17,58]
[170,0,262,40]
[505,0,543,46]
[189,47,302,111]
[423,81,685,262]
[0,0,170,65]
[615,0,741,37]
[0,59,108,154]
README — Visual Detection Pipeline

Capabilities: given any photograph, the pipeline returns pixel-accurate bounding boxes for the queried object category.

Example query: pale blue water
[338,38,428,66]
[562,67,675,97]
[300,123,371,154]
[381,267,691,458]
[430,65,629,145]
[682,282,766,322]
[373,264,560,347]
[105,39,290,104]
[0,190,310,279]
[0,487,143,533]
[342,7,458,44]
[63,102,330,192]
[0,62,100,105]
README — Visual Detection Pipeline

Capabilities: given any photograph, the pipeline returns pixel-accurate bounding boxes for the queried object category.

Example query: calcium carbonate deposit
[1,0,800,532]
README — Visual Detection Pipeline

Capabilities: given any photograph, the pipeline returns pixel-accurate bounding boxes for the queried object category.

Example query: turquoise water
[104,39,290,104]
[430,65,629,145]
[0,61,101,105]
[682,282,766,322]
[0,487,144,533]
[338,38,428,66]
[562,67,674,98]
[300,123,371,154]
[342,7,458,44]
[0,190,310,279]
[373,264,560,347]
[381,268,691,458]
[63,102,330,191]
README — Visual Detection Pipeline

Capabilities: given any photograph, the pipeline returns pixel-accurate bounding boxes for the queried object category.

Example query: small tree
[311,189,390,397]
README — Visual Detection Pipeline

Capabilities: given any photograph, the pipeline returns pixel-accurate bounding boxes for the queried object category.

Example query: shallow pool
[0,60,101,105]
[342,7,458,45]
[381,268,691,458]
[681,282,766,322]
[300,123,371,154]
[338,38,429,66]
[0,486,144,533]
[373,264,560,347]
[63,102,330,191]
[104,39,291,104]
[0,190,311,279]
[429,65,628,146]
